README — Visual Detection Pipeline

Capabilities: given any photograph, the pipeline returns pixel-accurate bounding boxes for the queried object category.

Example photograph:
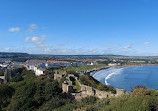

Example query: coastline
[89,64,158,76]
[91,64,158,92]
[111,64,158,69]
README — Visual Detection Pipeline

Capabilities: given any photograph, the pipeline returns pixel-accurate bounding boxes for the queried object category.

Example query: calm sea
[92,65,158,92]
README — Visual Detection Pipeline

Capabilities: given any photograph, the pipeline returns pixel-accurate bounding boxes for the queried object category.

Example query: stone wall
[115,88,126,96]
[61,74,126,100]
[62,82,75,93]
[70,80,125,100]
[54,71,67,81]
[62,83,68,92]
[95,89,114,99]
[80,84,95,96]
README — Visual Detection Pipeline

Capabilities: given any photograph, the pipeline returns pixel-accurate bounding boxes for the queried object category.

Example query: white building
[26,64,45,76]
[108,63,121,66]
[0,76,5,80]
[35,68,45,76]
[87,62,97,66]
[0,64,8,68]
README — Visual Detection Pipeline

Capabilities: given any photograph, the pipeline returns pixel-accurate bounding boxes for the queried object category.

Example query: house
[47,60,71,66]
[108,63,121,66]
[0,64,8,68]
[26,59,46,65]
[26,64,35,70]
[71,62,85,66]
[11,62,25,68]
[35,68,45,76]
[26,64,45,76]
[87,62,97,66]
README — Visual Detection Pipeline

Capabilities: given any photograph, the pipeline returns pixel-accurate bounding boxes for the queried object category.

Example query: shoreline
[91,64,158,92]
[110,64,158,69]
[89,64,158,76]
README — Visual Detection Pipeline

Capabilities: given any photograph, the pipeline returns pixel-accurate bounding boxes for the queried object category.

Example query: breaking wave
[105,68,124,85]
[92,67,124,85]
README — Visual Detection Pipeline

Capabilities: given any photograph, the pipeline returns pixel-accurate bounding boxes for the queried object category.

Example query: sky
[0,0,158,56]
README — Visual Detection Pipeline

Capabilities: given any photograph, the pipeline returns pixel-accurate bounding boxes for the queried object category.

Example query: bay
[92,65,158,92]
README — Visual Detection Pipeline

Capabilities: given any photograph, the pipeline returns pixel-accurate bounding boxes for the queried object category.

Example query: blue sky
[0,0,158,56]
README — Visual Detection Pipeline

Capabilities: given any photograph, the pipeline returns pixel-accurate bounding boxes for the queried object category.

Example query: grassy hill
[0,52,30,58]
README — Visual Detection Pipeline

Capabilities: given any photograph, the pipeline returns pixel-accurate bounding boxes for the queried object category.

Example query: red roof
[47,60,70,63]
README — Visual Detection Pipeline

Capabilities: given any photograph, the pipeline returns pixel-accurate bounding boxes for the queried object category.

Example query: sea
[92,65,158,92]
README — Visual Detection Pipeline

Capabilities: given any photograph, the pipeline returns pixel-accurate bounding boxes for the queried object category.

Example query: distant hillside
[0,52,30,58]
[43,54,126,59]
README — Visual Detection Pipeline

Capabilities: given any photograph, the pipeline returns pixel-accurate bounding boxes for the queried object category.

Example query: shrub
[81,96,98,105]
[97,83,108,91]
[10,76,23,82]
[79,75,100,88]
[54,102,79,111]
[80,75,116,93]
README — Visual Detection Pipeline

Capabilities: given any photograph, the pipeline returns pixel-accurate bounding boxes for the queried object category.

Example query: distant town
[1,52,158,84]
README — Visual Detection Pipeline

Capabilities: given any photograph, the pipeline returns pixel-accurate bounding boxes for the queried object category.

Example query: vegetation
[0,67,158,111]
[72,80,81,92]
[79,75,100,87]
[99,86,158,111]
[7,80,67,111]
[59,74,68,87]
[54,87,158,111]
[79,75,116,93]
[65,64,106,72]
[0,70,4,76]
[12,57,28,62]
[10,76,23,82]
[0,52,29,58]
[0,84,14,110]
[0,68,75,111]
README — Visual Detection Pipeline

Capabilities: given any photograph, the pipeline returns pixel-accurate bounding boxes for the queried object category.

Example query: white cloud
[37,47,105,55]
[4,48,10,51]
[25,35,46,44]
[28,24,38,33]
[144,41,150,45]
[30,24,38,29]
[44,48,51,52]
[124,45,132,49]
[9,27,20,32]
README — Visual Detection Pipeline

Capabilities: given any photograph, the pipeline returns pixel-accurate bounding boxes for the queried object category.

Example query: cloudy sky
[0,0,158,56]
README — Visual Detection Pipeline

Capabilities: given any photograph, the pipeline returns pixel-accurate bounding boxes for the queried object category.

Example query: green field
[65,64,107,72]
[72,80,81,92]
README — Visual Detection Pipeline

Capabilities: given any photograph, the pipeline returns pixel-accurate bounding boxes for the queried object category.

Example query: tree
[7,82,37,111]
[45,80,62,100]
[10,76,23,82]
[7,78,63,111]
[0,84,14,110]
